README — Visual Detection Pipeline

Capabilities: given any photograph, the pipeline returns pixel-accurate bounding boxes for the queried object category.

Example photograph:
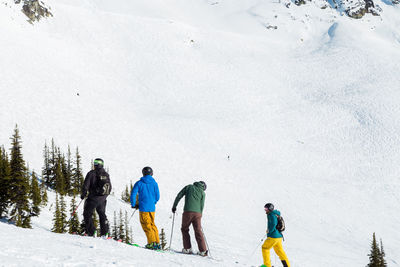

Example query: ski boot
[151,242,161,250]
[197,250,208,257]
[182,248,193,254]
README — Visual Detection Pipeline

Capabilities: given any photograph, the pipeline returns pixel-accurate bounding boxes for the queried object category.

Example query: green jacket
[172,182,205,213]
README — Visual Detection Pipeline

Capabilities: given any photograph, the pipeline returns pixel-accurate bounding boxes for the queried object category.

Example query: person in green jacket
[172,181,207,256]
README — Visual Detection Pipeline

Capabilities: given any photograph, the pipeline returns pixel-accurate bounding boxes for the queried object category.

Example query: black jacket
[81,167,111,200]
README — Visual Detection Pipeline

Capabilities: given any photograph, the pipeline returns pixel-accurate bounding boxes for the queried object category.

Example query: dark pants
[181,211,207,252]
[83,197,109,236]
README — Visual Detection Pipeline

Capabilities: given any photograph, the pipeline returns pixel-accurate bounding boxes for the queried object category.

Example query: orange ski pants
[139,212,160,244]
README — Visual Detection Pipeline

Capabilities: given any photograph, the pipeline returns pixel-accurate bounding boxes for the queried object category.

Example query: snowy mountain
[1,0,400,266]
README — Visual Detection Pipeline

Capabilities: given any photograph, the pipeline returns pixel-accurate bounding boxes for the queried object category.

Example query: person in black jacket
[81,158,112,237]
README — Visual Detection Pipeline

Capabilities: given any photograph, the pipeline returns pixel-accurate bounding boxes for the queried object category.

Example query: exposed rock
[339,0,380,18]
[19,0,53,23]
[290,0,381,19]
[295,0,307,6]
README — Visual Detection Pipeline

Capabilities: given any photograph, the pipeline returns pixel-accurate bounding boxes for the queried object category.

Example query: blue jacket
[130,175,160,212]
[267,210,283,238]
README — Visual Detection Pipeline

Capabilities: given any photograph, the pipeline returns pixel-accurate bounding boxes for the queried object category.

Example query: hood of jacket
[269,210,281,217]
[193,181,205,191]
[270,210,281,216]
[140,175,156,184]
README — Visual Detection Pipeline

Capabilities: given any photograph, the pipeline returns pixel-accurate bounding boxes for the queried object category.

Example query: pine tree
[40,179,48,206]
[79,218,86,235]
[47,139,57,188]
[72,147,84,195]
[160,228,167,250]
[8,126,31,228]
[379,239,387,267]
[130,226,134,244]
[118,209,125,241]
[68,195,80,234]
[52,194,62,233]
[93,211,99,236]
[124,211,130,243]
[54,156,66,195]
[60,194,67,233]
[30,171,41,216]
[65,145,73,195]
[367,232,381,267]
[0,146,11,217]
[42,142,51,186]
[121,184,130,203]
[112,211,118,240]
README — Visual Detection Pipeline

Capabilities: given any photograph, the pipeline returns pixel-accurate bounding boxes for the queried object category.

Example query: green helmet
[94,158,104,167]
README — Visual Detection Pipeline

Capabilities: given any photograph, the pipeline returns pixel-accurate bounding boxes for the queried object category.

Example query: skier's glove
[172,207,176,213]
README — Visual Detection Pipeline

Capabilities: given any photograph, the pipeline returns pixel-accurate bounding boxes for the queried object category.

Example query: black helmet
[199,181,207,191]
[142,166,153,176]
[94,158,104,167]
[264,203,274,212]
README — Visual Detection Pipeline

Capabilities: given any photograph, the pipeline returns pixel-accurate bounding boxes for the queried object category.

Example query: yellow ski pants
[139,212,160,244]
[262,237,290,267]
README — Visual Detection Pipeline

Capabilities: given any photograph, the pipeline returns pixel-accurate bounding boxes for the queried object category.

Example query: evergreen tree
[118,209,125,241]
[60,194,67,233]
[65,145,73,195]
[367,232,381,267]
[52,194,62,233]
[68,195,80,234]
[124,211,130,243]
[93,211,100,236]
[40,179,48,206]
[121,184,130,203]
[0,146,11,217]
[112,211,118,240]
[54,156,66,195]
[47,139,57,187]
[379,239,387,267]
[42,142,51,186]
[160,228,167,250]
[72,147,84,195]
[130,226,134,244]
[8,126,31,228]
[79,218,86,235]
[30,171,41,216]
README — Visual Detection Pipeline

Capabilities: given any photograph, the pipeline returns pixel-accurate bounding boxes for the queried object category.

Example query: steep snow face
[1,0,400,266]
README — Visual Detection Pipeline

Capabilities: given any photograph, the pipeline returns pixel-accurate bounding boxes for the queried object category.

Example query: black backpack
[276,214,285,232]
[94,172,111,196]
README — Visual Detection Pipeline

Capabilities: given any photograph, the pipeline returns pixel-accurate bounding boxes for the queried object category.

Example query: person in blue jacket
[130,166,160,249]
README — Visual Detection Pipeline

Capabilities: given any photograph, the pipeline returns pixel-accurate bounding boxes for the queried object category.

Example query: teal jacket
[267,210,283,238]
[172,182,205,213]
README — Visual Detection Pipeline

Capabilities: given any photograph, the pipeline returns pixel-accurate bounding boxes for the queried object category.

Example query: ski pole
[169,212,175,250]
[67,199,83,224]
[202,227,211,257]
[250,234,268,257]
[128,208,137,224]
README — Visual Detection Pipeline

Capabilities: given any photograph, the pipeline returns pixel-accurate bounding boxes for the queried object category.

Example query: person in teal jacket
[260,203,290,267]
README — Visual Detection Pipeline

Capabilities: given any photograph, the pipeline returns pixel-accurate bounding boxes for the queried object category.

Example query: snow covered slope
[1,0,400,266]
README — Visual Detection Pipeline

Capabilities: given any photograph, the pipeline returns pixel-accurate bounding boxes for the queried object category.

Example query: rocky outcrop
[292,0,382,19]
[341,0,380,19]
[14,0,53,23]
